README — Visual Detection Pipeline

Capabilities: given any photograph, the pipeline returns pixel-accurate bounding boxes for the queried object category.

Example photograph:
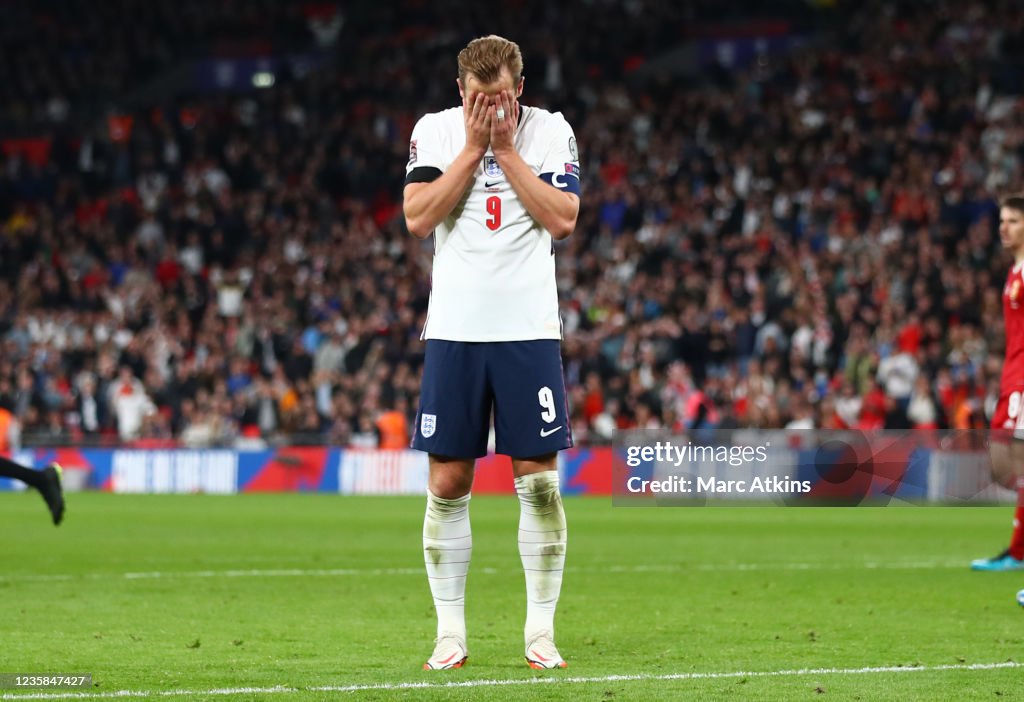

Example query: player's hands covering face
[489,90,519,155]
[464,92,492,155]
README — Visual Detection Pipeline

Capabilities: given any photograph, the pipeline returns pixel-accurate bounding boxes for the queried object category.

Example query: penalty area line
[1,661,1020,699]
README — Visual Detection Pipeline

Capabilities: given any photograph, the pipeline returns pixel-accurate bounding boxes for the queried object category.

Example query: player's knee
[512,453,557,477]
[428,456,474,499]
[516,452,557,464]
[989,441,1020,489]
[429,478,472,500]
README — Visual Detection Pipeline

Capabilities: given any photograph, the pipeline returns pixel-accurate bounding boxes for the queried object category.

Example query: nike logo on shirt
[540,426,561,438]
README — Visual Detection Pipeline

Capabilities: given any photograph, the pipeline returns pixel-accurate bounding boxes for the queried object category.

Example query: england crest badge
[484,156,503,178]
[421,413,437,438]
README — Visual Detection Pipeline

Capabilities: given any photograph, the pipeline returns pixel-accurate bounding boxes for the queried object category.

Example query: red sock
[1009,490,1024,560]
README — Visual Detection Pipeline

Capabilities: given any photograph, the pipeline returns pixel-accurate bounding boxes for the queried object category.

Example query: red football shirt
[1002,261,1024,386]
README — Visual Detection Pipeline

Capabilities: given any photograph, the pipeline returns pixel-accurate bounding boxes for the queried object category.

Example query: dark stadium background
[1,0,1024,451]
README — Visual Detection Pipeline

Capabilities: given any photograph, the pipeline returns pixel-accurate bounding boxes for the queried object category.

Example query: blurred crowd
[2,1,1024,448]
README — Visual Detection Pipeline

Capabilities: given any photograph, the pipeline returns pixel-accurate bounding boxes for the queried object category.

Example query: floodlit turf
[1,492,1022,701]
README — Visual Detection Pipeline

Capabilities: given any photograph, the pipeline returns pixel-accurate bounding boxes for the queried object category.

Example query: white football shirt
[406,105,580,341]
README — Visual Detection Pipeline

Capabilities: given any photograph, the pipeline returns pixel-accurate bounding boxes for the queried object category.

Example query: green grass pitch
[1,492,1022,700]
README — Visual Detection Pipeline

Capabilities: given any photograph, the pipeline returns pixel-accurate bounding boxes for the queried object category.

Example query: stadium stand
[2,1,1024,447]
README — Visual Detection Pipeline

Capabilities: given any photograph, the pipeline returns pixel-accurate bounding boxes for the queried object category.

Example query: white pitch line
[605,561,968,572]
[1,661,1019,700]
[120,568,434,580]
[0,560,969,583]
[0,567,494,583]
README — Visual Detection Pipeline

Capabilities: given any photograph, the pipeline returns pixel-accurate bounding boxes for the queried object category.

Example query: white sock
[423,489,472,641]
[515,470,567,644]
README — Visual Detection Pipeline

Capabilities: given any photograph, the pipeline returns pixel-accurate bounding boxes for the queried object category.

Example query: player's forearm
[493,149,578,240]
[403,148,484,239]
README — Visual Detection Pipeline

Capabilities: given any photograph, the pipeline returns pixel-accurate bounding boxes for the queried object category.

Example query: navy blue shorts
[412,340,574,459]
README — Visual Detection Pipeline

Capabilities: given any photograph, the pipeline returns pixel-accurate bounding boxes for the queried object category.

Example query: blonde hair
[457,35,523,86]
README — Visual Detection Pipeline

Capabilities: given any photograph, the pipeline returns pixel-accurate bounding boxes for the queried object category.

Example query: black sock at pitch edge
[0,455,45,490]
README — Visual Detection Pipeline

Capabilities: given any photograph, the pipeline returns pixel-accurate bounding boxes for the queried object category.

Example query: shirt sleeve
[405,113,446,176]
[538,113,582,198]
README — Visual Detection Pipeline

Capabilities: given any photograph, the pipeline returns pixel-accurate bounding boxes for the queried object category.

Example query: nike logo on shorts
[540,426,561,438]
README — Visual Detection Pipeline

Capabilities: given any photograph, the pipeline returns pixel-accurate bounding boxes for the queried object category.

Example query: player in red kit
[973,195,1024,571]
